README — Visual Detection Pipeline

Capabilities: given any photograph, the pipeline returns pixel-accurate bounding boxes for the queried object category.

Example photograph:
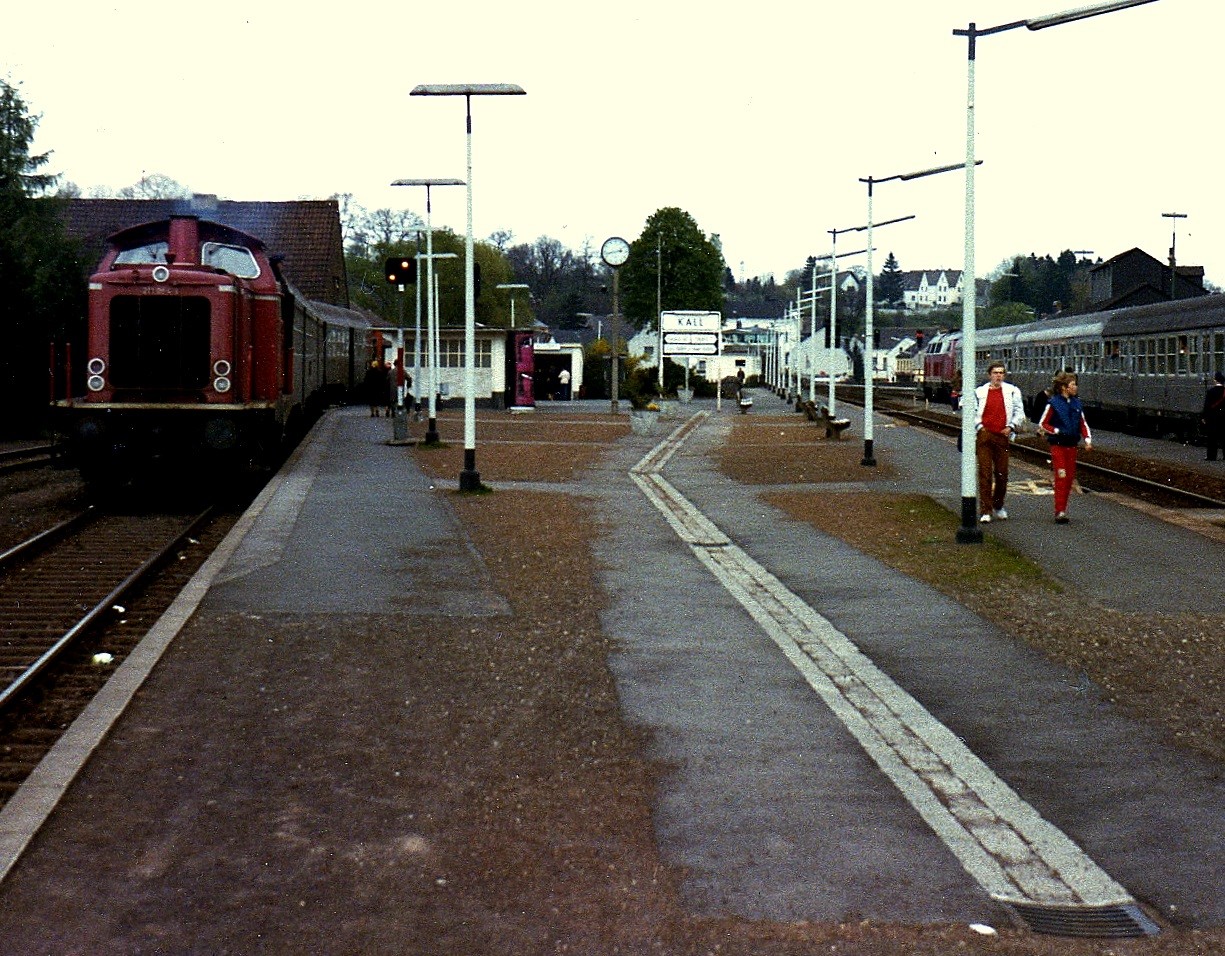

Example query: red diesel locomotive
[54,214,367,483]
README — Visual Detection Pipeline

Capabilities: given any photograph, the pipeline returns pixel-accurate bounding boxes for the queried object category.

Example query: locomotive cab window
[114,241,169,266]
[201,242,260,279]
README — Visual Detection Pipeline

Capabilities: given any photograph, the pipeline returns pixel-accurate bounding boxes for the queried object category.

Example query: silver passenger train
[922,295,1225,435]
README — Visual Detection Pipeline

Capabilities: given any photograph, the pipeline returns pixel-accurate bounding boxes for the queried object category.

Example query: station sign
[661,310,722,357]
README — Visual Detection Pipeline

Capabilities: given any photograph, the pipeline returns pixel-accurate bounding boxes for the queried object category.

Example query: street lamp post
[821,229,873,416]
[423,252,458,441]
[860,165,947,467]
[656,235,664,392]
[952,0,1159,542]
[800,273,833,406]
[495,283,531,328]
[411,83,526,491]
[391,179,465,443]
[413,232,423,415]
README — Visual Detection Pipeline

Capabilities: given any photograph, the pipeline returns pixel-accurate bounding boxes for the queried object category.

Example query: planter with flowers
[629,400,661,435]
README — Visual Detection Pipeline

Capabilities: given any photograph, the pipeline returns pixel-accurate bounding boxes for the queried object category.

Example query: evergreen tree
[878,252,905,307]
[0,79,85,436]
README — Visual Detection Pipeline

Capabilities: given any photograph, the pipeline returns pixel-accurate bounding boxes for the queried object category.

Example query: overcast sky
[5,1,1212,291]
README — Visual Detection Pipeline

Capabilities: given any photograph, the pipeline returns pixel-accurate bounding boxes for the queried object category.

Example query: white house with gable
[901,270,966,311]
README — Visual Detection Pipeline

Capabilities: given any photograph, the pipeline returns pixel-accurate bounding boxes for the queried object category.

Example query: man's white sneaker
[993,508,1008,520]
[979,513,991,524]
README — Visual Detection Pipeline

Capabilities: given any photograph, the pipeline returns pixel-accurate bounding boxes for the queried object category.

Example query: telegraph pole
[1162,212,1187,300]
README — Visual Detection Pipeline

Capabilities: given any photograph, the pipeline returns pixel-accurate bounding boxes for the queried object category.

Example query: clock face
[601,236,630,267]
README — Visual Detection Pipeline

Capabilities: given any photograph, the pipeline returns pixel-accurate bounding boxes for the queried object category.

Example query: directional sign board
[661,310,722,357]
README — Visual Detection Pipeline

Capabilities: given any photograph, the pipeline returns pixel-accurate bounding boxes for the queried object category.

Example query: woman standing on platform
[1038,370,1092,524]
[364,360,386,417]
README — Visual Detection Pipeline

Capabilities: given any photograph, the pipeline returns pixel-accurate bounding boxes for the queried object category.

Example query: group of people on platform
[973,361,1224,525]
[970,360,1089,525]
[974,359,1091,525]
[363,360,412,418]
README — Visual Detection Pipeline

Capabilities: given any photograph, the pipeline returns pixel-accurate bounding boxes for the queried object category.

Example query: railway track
[0,506,237,806]
[0,444,56,476]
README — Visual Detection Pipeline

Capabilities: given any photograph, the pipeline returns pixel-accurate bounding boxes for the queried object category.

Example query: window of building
[439,337,492,368]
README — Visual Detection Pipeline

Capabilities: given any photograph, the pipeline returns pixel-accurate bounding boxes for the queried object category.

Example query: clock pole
[610,267,620,413]
[600,236,630,414]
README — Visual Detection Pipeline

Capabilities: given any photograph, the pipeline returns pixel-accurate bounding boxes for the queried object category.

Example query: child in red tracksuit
[1038,371,1092,523]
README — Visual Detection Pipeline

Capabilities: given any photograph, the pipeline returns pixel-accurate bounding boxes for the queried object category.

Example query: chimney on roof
[191,193,219,212]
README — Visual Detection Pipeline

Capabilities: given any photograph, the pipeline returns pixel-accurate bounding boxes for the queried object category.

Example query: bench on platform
[802,400,851,439]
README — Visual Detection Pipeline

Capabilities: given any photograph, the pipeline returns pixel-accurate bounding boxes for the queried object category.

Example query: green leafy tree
[0,79,85,436]
[620,207,725,330]
[346,227,514,330]
[987,250,1093,320]
[505,235,598,329]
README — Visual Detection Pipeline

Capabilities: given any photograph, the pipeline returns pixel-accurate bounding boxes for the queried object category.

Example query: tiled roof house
[900,270,965,311]
[1088,247,1206,311]
[58,194,349,308]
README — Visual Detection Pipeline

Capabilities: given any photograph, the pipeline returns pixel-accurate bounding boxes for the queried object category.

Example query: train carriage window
[1104,340,1121,373]
[201,242,260,279]
[114,241,169,265]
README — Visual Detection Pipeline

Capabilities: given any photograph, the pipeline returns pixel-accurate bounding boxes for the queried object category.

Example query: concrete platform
[0,396,1219,950]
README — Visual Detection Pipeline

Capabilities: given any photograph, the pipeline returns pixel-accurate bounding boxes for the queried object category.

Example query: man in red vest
[973,361,1027,523]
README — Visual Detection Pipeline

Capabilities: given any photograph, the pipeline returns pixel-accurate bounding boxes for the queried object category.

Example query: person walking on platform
[558,367,571,401]
[364,360,386,417]
[973,361,1026,523]
[386,360,400,417]
[1038,370,1092,524]
[1202,371,1225,461]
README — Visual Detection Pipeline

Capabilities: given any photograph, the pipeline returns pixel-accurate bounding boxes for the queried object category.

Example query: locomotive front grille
[108,294,211,390]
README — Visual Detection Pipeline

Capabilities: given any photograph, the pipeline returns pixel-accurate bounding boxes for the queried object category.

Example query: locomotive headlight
[87,357,106,375]
[87,375,105,392]
[213,359,232,377]
[152,265,170,283]
[214,376,232,393]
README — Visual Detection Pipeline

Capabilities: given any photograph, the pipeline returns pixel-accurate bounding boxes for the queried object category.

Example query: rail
[0,507,215,713]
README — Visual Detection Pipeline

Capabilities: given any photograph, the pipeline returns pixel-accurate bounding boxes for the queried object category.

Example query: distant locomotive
[922,295,1225,435]
[53,215,369,482]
